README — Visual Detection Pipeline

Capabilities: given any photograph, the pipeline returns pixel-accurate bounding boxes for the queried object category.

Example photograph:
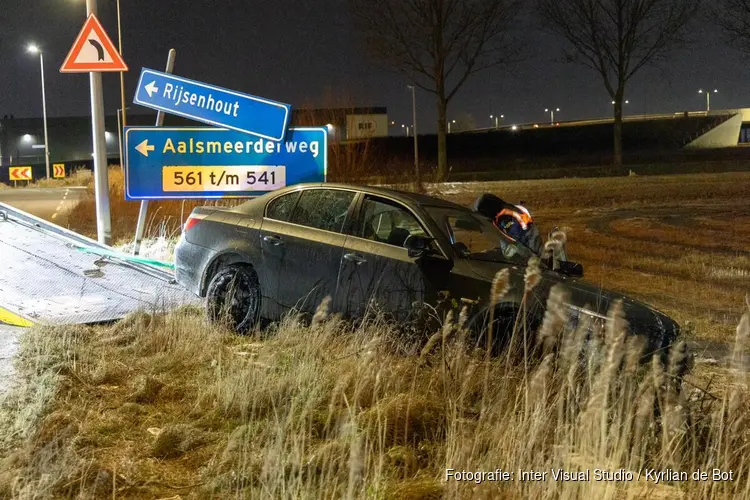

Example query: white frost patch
[116,236,178,264]
[0,326,22,395]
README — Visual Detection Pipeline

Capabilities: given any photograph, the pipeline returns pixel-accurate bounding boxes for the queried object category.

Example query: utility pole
[407,84,420,190]
[86,0,113,245]
[117,0,127,141]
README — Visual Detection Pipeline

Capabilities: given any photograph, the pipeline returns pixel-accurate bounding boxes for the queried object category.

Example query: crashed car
[174,183,680,360]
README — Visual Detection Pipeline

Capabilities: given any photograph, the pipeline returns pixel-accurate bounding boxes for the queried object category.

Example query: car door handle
[263,235,283,246]
[344,252,367,264]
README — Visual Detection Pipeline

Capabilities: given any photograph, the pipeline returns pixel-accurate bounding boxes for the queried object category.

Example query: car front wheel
[206,264,261,333]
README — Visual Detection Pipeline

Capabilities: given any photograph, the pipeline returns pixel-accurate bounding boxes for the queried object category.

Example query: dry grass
[58,169,750,343]
[421,172,750,344]
[1,272,750,498]
[65,168,241,245]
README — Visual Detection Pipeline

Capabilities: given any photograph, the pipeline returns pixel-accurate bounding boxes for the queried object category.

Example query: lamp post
[116,106,131,172]
[489,114,504,129]
[545,108,560,125]
[698,89,718,112]
[448,119,456,133]
[27,44,50,179]
[116,0,127,135]
[401,124,411,136]
[407,84,419,189]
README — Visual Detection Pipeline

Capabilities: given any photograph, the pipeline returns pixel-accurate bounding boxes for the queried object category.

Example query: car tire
[468,303,542,357]
[206,264,261,334]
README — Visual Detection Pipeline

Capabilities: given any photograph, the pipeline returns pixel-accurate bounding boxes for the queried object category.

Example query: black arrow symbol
[88,39,105,61]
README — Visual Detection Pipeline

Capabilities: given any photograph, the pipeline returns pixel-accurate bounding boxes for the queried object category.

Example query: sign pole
[133,48,176,256]
[86,0,112,246]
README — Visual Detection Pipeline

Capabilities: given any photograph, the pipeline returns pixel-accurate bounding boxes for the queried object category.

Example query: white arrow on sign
[144,81,159,97]
[135,139,155,157]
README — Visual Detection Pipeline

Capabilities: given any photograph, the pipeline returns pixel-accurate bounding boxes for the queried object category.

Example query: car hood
[463,259,680,353]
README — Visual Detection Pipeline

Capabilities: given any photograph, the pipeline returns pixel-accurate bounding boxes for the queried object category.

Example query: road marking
[0,307,33,327]
[51,189,70,221]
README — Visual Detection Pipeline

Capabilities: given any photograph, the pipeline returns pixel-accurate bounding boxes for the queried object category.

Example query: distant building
[0,106,389,167]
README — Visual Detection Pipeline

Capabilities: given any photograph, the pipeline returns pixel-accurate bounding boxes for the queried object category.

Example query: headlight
[565,304,608,321]
[565,304,608,338]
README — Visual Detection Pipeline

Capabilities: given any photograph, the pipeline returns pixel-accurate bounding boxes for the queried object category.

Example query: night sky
[0,0,745,133]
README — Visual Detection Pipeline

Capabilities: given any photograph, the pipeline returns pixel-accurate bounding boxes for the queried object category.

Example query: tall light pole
[545,108,560,125]
[407,84,420,189]
[116,106,130,172]
[116,0,127,139]
[448,119,456,133]
[27,44,50,179]
[490,114,504,129]
[698,89,718,112]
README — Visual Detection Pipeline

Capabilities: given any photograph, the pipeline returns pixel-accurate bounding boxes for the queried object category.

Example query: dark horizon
[1,0,746,132]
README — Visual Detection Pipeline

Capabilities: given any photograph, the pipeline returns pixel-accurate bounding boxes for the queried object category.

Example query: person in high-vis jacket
[473,193,543,255]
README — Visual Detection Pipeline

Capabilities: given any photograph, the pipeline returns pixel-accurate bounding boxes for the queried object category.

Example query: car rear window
[290,189,356,233]
[266,191,300,222]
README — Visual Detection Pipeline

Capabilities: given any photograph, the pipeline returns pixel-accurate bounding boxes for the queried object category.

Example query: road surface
[0,187,88,224]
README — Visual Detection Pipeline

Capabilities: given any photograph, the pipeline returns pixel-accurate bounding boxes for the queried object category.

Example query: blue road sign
[133,68,291,141]
[124,127,327,200]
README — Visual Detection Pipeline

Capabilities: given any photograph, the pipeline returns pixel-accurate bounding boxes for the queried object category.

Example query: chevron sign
[9,166,33,181]
[53,164,66,178]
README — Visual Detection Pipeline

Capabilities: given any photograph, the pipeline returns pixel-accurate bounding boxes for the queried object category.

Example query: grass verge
[1,281,749,498]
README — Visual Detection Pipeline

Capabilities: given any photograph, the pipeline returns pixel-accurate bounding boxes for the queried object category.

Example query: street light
[545,108,560,125]
[448,119,456,133]
[407,84,420,189]
[611,100,630,104]
[490,114,504,129]
[401,124,411,136]
[27,44,50,179]
[698,89,718,112]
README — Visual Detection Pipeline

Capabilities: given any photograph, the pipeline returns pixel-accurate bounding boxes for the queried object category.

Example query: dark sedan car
[174,183,680,359]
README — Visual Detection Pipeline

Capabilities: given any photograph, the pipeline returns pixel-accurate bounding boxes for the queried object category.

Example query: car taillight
[183,216,202,232]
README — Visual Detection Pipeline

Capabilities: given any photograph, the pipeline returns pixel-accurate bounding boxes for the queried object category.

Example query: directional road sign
[60,14,128,73]
[53,164,66,178]
[133,69,291,141]
[9,166,33,181]
[124,127,327,200]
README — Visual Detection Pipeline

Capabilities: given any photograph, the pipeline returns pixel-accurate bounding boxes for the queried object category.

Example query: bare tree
[537,0,701,170]
[715,0,750,53]
[350,0,524,183]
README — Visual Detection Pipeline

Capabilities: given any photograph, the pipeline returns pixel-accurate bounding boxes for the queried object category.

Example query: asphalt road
[0,187,88,224]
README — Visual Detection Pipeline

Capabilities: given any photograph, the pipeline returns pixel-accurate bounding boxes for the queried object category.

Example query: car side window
[266,191,300,222]
[289,189,356,233]
[358,196,427,248]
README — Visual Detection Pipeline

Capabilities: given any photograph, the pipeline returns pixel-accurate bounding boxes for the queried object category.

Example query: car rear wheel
[206,264,261,333]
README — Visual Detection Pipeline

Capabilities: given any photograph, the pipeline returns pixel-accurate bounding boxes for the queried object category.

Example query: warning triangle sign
[60,14,128,73]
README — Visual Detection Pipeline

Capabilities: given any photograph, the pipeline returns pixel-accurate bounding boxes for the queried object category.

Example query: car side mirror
[404,234,433,258]
[557,260,584,278]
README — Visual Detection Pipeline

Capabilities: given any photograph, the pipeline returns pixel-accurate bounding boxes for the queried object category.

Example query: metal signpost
[132,50,176,256]
[60,7,128,246]
[134,69,292,141]
[123,127,327,200]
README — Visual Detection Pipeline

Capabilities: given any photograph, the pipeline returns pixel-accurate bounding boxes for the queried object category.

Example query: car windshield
[425,205,538,265]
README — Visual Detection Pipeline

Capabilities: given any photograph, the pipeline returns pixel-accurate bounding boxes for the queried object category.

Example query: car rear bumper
[174,235,204,297]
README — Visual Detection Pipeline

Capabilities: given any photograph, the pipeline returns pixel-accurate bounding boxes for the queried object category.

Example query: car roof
[284,182,469,211]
